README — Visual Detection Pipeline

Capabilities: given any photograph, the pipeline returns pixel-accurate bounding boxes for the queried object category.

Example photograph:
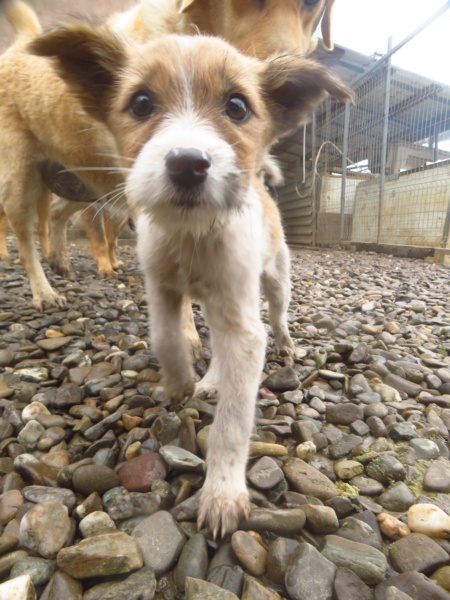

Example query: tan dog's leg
[181,295,203,361]
[82,206,114,277]
[37,188,51,260]
[261,239,297,357]
[49,197,85,276]
[0,204,9,260]
[3,170,65,309]
[103,213,126,270]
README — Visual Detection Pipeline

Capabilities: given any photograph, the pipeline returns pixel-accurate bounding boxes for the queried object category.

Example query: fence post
[377,36,393,244]
[311,112,317,246]
[339,102,351,242]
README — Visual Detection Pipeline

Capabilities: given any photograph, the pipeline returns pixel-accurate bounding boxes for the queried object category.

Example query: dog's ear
[261,55,354,140]
[321,0,336,51]
[29,24,126,122]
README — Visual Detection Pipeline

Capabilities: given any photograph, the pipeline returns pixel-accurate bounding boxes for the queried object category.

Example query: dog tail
[2,0,42,39]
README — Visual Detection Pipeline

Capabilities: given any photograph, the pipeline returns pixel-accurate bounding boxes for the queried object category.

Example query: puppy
[0,0,337,310]
[32,25,353,536]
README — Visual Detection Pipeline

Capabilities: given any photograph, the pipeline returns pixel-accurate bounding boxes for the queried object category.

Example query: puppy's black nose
[165,148,211,188]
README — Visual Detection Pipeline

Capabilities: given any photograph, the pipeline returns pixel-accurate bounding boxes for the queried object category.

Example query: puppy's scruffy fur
[0,0,337,310]
[32,24,353,536]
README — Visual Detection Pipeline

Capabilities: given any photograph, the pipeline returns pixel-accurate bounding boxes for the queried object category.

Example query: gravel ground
[0,235,450,600]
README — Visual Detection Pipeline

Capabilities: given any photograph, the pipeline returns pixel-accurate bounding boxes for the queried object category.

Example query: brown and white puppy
[32,25,353,536]
[0,0,337,310]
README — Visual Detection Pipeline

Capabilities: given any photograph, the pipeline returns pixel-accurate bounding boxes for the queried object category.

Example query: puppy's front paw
[194,378,218,399]
[197,482,249,538]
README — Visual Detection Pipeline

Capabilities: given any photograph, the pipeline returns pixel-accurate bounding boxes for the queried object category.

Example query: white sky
[324,0,450,85]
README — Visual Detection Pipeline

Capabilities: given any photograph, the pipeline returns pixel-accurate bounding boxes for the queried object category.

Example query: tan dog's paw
[197,484,249,539]
[98,266,116,278]
[166,378,195,404]
[33,291,67,311]
[112,260,125,270]
[275,335,298,359]
[49,256,71,277]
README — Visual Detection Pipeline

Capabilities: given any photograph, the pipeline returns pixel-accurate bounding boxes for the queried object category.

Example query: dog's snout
[165,148,211,188]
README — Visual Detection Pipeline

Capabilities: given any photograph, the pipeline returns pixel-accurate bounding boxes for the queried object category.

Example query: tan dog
[0,0,337,310]
[32,24,352,536]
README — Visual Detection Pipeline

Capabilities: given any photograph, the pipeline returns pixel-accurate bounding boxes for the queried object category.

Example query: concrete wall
[0,0,134,52]
[351,163,450,248]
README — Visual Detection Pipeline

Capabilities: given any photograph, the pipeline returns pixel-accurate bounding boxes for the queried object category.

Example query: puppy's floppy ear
[261,55,354,141]
[29,24,126,122]
[321,0,336,51]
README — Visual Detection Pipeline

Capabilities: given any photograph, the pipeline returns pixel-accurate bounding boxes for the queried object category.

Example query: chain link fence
[275,4,450,255]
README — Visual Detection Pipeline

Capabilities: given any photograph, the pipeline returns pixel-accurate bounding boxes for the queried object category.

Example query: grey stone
[322,535,387,585]
[326,404,364,426]
[22,486,76,512]
[389,533,449,574]
[185,577,239,599]
[423,460,450,493]
[329,434,363,459]
[374,570,450,600]
[365,455,406,485]
[285,542,337,600]
[159,445,205,472]
[240,508,306,534]
[84,567,156,600]
[10,557,57,587]
[175,534,208,592]
[334,567,373,600]
[262,367,299,392]
[247,456,284,490]
[409,438,440,460]
[378,482,415,512]
[132,511,186,576]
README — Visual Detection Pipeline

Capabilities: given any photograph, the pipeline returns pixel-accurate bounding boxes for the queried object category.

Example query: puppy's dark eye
[129,91,154,119]
[225,94,250,122]
[304,0,320,6]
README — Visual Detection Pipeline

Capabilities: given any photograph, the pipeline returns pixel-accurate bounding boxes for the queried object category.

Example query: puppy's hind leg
[261,238,297,358]
[148,286,195,404]
[181,295,203,362]
[197,299,266,538]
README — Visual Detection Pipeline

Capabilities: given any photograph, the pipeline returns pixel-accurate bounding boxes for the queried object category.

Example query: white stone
[295,441,316,461]
[22,401,51,424]
[79,511,116,538]
[407,503,450,539]
[20,501,71,558]
[0,574,36,599]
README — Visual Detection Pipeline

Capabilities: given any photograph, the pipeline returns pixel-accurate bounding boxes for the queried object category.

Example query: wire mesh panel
[275,8,450,251]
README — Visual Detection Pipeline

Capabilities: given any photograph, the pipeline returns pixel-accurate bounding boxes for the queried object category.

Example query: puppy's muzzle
[165,148,211,189]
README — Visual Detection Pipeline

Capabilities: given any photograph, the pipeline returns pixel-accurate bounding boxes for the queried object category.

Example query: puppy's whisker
[97,152,135,163]
[59,166,132,174]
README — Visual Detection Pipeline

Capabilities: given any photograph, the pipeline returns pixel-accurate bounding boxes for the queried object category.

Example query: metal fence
[275,2,450,253]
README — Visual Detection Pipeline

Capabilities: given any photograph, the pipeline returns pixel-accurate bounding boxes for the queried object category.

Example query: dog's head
[177,0,338,56]
[31,26,353,230]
